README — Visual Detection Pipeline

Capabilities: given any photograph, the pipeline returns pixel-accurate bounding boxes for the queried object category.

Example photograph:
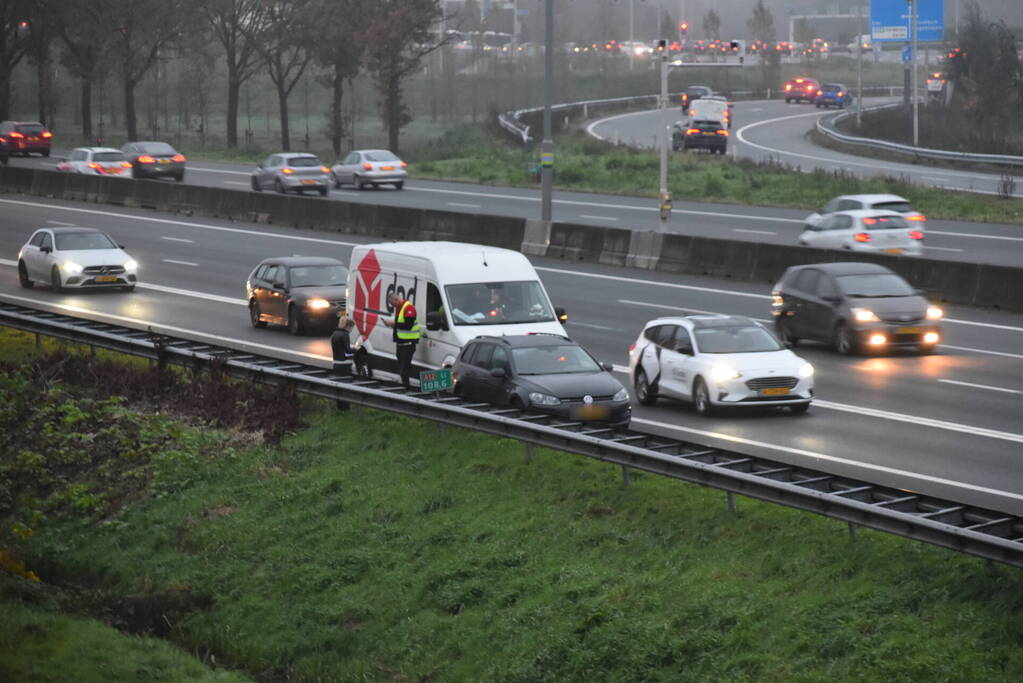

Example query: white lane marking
[586,110,654,142]
[927,230,1023,243]
[447,202,481,209]
[160,236,194,243]
[923,246,964,252]
[751,107,763,112]
[732,228,777,235]
[162,259,199,267]
[1,199,1016,334]
[938,379,1023,395]
[617,298,769,322]
[940,344,1023,360]
[814,399,1023,445]
[332,191,361,197]
[138,282,245,306]
[580,214,620,221]
[224,181,249,186]
[923,176,946,182]
[0,292,325,363]
[187,166,251,176]
[568,321,622,331]
[47,220,75,226]
[631,417,1023,504]
[0,199,362,248]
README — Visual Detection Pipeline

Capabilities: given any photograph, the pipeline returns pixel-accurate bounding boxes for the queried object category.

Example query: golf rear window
[16,123,45,134]
[141,142,176,155]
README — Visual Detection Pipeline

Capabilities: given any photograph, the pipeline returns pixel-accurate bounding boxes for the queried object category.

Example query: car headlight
[798,362,814,378]
[528,392,562,406]
[124,259,138,271]
[926,306,943,320]
[62,261,83,274]
[709,365,740,382]
[852,308,880,323]
[612,387,629,402]
[307,298,330,310]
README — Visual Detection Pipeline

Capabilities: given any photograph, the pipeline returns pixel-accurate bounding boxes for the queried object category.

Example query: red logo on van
[353,249,382,338]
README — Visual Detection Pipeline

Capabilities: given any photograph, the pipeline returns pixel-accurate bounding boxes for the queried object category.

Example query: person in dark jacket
[331,315,356,410]
[382,292,420,388]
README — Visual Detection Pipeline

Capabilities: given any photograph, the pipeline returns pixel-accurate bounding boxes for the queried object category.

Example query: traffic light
[656,39,667,53]
[680,22,688,35]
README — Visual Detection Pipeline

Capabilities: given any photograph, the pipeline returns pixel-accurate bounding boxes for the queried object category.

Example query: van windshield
[445,281,555,325]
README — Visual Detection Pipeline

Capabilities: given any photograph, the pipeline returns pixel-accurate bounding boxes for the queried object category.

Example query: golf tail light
[908,214,926,222]
[686,128,700,135]
[400,161,407,168]
[137,155,155,163]
[362,162,372,170]
[172,153,186,162]
[909,230,924,240]
[854,232,871,242]
[868,334,887,346]
[281,167,294,174]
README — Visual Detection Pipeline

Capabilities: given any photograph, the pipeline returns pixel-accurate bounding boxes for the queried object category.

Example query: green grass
[3,327,1023,680]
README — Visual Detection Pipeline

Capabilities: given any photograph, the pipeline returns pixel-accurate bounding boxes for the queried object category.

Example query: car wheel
[330,172,341,189]
[50,267,63,293]
[395,181,404,190]
[318,186,327,197]
[510,395,525,411]
[249,300,266,328]
[815,103,821,108]
[175,171,184,182]
[785,98,791,103]
[634,369,657,406]
[275,178,286,194]
[251,176,262,192]
[287,304,304,335]
[834,323,859,355]
[43,149,50,157]
[692,378,715,416]
[18,261,33,288]
[776,318,799,347]
[789,402,811,415]
[355,175,365,190]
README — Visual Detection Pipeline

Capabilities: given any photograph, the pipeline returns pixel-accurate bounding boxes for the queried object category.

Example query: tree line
[0,0,442,155]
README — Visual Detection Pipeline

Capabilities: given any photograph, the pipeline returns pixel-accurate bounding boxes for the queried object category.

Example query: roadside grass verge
[412,127,1023,225]
[2,326,1023,680]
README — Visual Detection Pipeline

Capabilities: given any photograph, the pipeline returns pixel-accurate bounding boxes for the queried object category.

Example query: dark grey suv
[771,262,944,355]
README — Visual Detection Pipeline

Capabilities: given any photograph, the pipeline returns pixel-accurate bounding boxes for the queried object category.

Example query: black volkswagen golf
[452,334,631,428]
[246,256,347,335]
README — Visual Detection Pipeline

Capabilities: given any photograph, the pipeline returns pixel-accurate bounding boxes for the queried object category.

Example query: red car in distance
[0,120,52,157]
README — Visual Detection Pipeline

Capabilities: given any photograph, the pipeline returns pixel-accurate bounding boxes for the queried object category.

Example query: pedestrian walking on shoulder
[331,315,356,410]
[382,292,420,388]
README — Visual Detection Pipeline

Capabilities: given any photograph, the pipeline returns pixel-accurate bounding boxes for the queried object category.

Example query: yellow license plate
[573,404,610,420]
[760,387,790,396]
[896,327,922,334]
[95,275,117,282]
[381,165,394,171]
[884,248,903,254]
[158,159,171,164]
[302,179,317,185]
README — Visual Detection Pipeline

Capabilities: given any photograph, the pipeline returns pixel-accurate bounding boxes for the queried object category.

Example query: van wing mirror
[555,306,568,323]
[426,311,448,331]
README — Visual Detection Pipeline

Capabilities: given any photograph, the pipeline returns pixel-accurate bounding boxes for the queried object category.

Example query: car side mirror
[675,346,692,355]
[490,367,507,378]
[600,362,613,372]
[273,281,286,291]
[913,288,925,296]
[118,244,125,249]
[555,306,568,323]
[426,311,448,331]
[40,246,51,254]
[822,295,840,304]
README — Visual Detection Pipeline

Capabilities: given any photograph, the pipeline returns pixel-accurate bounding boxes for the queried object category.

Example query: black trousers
[396,342,417,388]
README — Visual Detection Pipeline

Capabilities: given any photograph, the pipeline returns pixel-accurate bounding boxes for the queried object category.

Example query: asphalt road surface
[2,196,1022,516]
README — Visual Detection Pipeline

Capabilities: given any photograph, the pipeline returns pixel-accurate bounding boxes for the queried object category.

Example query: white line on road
[927,230,1023,243]
[732,228,777,235]
[47,220,74,226]
[160,236,194,243]
[939,344,1023,360]
[137,282,245,306]
[579,214,620,221]
[332,191,361,197]
[938,379,1023,395]
[224,181,249,186]
[447,202,481,209]
[631,417,1023,504]
[750,107,763,112]
[162,259,199,267]
[187,166,250,176]
[923,246,964,252]
[568,321,622,331]
[617,298,769,322]
[537,266,770,300]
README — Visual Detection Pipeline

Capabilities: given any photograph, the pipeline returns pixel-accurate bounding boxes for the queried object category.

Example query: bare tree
[204,0,267,148]
[244,0,311,151]
[702,9,721,40]
[0,0,32,120]
[362,0,444,154]
[44,0,106,140]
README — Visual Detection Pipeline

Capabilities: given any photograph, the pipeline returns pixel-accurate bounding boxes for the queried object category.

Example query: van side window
[427,283,443,314]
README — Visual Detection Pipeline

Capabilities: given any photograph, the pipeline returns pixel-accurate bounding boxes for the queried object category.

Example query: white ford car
[627,315,814,416]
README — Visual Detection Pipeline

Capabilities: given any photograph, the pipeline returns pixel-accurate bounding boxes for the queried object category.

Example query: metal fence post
[621,465,631,486]
[727,491,736,513]
[848,522,859,539]
[524,443,534,462]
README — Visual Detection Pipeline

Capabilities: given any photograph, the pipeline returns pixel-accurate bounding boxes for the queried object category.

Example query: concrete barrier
[1,167,1019,311]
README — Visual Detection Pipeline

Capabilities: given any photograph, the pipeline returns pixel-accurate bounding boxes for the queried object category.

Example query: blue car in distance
[815,83,852,109]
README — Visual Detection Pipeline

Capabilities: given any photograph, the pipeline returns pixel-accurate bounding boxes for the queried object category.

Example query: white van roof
[354,241,538,285]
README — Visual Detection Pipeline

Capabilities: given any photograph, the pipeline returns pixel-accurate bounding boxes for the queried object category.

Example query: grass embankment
[2,326,1023,680]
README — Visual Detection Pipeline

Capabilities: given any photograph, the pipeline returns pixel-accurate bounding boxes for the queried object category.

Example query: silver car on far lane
[330,149,407,190]
[251,152,330,196]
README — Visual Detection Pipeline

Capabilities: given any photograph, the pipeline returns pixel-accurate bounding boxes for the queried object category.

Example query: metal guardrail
[818,104,1023,168]
[4,299,1023,569]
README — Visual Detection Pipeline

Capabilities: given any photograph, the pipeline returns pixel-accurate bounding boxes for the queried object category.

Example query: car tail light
[806,84,814,91]
[8,131,24,139]
[909,230,924,240]
[863,217,876,225]
[281,167,294,174]
[320,166,330,173]
[716,130,728,136]
[362,162,372,170]
[172,153,186,162]
[628,343,636,355]
[400,161,407,168]
[837,91,844,97]
[121,161,132,168]
[137,154,155,163]
[41,131,52,138]
[88,162,102,171]
[817,90,823,96]
[854,232,871,242]
[907,214,926,222]
[686,128,700,135]
[785,84,792,91]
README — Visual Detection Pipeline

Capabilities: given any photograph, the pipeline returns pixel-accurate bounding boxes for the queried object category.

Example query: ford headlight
[709,365,740,382]
[529,392,561,406]
[62,261,83,274]
[853,308,880,323]
[124,259,138,271]
[613,387,629,402]
[307,298,330,310]
[799,362,814,378]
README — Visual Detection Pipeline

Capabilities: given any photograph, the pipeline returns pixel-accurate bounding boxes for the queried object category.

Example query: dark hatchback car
[246,256,348,335]
[453,334,631,428]
[121,141,186,181]
[680,85,713,111]
[0,120,52,156]
[771,262,944,355]
[675,120,728,154]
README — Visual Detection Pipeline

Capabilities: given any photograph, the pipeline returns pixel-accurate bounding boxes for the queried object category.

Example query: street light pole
[541,0,554,223]
[911,0,919,146]
[856,3,863,128]
[658,51,669,229]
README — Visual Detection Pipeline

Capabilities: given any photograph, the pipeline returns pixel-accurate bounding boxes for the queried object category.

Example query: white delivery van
[687,95,733,129]
[347,241,567,377]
